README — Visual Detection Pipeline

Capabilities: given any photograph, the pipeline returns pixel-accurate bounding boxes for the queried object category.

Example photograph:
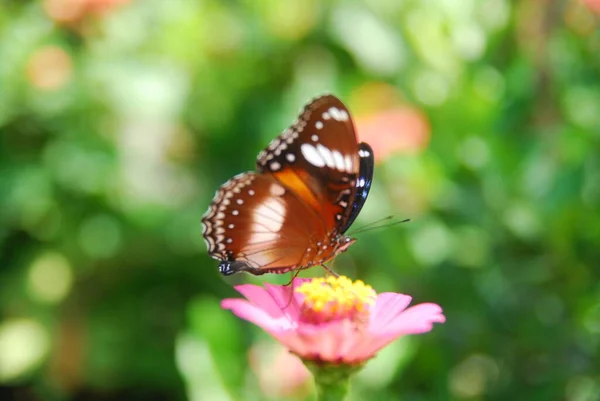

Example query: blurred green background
[1,0,599,400]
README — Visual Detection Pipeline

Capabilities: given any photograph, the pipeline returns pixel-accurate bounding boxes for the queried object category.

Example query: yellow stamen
[295,276,377,324]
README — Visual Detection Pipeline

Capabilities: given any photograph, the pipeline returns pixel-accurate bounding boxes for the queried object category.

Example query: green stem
[304,361,365,401]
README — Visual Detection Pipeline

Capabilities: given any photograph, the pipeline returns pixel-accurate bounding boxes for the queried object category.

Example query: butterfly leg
[284,268,303,286]
[321,263,339,277]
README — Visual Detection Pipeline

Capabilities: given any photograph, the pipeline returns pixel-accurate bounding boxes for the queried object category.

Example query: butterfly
[202,94,374,276]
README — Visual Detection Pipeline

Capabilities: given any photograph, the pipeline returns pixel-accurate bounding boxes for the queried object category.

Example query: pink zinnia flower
[221,276,445,365]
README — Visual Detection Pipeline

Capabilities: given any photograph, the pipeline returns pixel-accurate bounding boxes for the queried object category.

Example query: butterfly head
[219,260,262,276]
[335,235,356,255]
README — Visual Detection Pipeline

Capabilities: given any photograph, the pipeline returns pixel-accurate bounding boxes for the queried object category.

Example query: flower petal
[234,284,288,319]
[221,298,293,332]
[369,293,412,331]
[380,303,445,335]
[346,302,445,361]
[263,282,303,321]
[272,321,363,362]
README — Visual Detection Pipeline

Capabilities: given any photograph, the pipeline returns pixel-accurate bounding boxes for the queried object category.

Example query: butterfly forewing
[256,95,360,232]
[201,172,328,275]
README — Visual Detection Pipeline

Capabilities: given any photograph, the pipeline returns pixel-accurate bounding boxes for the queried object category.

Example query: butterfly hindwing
[201,172,328,275]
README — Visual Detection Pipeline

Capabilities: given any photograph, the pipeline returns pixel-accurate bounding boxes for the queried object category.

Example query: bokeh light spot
[410,221,452,266]
[478,0,511,31]
[26,45,72,91]
[331,4,405,75]
[27,251,73,304]
[260,0,318,40]
[563,86,600,130]
[459,136,490,170]
[449,354,499,397]
[452,23,486,61]
[414,71,449,106]
[0,319,49,383]
[582,302,600,335]
[503,202,541,240]
[175,334,232,401]
[565,376,600,401]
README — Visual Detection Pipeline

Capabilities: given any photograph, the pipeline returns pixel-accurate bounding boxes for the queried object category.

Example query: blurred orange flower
[26,46,73,91]
[351,82,431,162]
[44,0,129,24]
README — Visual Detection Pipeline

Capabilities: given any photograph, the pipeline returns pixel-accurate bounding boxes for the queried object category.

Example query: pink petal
[342,335,381,362]
[263,283,302,321]
[369,293,412,331]
[221,298,294,332]
[272,321,362,362]
[346,302,445,361]
[234,284,287,318]
[380,303,445,335]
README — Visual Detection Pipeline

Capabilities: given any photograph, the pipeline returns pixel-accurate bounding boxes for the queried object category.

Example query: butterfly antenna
[349,217,411,235]
[351,215,394,232]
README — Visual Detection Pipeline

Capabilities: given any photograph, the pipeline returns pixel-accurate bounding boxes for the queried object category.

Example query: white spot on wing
[332,150,346,171]
[358,149,371,158]
[311,134,319,142]
[329,107,349,121]
[286,153,295,162]
[252,198,286,233]
[269,183,286,196]
[345,155,353,172]
[301,143,325,167]
[270,161,281,171]
[315,121,323,129]
[322,112,331,120]
[316,144,335,168]
[268,138,281,150]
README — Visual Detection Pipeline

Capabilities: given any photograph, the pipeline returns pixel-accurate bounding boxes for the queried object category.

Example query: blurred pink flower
[581,0,600,15]
[355,106,430,162]
[44,0,129,24]
[222,277,445,365]
[248,342,312,398]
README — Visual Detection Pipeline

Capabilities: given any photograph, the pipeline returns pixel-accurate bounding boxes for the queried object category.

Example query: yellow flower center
[295,276,377,324]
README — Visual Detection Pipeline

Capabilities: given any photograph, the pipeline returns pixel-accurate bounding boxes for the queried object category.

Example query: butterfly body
[202,95,373,276]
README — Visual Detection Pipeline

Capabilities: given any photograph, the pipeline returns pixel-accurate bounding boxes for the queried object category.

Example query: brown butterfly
[202,95,374,275]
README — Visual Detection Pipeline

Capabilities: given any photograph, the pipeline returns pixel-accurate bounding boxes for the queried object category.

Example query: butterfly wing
[201,172,328,275]
[202,95,374,276]
[256,95,362,233]
[340,142,374,234]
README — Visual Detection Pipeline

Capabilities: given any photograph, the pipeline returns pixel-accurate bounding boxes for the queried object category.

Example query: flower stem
[304,361,364,401]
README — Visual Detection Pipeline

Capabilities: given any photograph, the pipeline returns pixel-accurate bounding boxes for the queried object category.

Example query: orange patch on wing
[272,169,320,212]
